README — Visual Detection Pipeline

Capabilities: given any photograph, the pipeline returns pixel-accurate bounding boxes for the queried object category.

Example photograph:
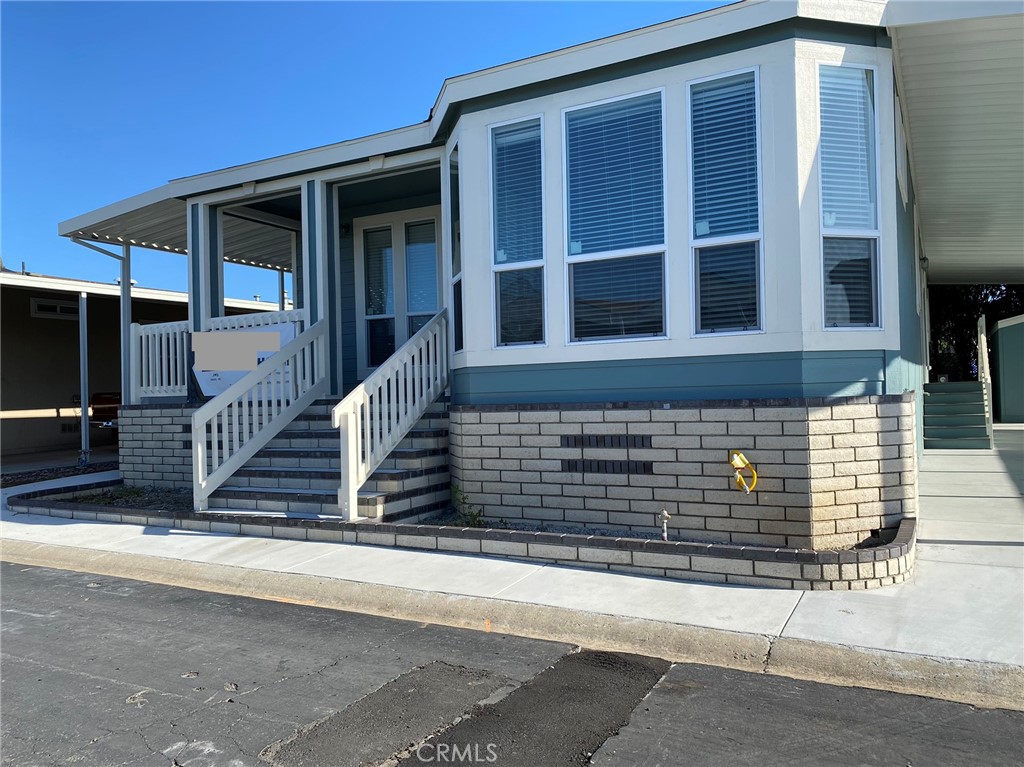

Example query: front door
[354,206,442,378]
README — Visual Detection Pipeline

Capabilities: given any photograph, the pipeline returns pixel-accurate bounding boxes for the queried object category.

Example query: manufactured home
[59,0,1023,554]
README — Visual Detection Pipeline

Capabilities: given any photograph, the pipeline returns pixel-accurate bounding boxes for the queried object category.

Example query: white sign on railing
[192,323,296,397]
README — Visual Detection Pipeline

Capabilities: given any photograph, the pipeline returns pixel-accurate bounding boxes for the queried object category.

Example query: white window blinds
[696,241,760,333]
[405,221,437,315]
[820,66,877,230]
[824,238,878,327]
[493,120,542,265]
[570,254,664,341]
[363,227,393,316]
[566,93,664,255]
[691,72,759,239]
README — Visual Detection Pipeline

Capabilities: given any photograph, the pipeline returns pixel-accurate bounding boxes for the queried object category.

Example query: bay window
[689,70,762,334]
[492,119,544,345]
[565,91,665,341]
[819,65,880,328]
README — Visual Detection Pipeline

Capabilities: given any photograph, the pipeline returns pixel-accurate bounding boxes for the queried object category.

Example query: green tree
[929,285,1024,381]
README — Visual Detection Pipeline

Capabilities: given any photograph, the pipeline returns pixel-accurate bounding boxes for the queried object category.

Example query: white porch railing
[208,308,306,333]
[977,315,994,444]
[131,321,190,400]
[192,320,328,510]
[332,309,449,520]
[130,310,308,401]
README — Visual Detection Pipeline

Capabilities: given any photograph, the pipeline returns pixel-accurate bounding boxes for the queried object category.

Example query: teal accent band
[451,350,888,406]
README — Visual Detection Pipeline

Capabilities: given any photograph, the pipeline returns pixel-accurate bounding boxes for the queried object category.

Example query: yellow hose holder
[729,450,758,494]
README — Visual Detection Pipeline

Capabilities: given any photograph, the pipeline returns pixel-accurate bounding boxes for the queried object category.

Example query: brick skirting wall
[449,394,918,550]
[119,404,197,489]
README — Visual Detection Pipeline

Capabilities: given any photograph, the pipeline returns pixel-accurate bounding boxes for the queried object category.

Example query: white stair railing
[192,320,328,510]
[131,321,190,400]
[977,315,994,444]
[332,309,448,520]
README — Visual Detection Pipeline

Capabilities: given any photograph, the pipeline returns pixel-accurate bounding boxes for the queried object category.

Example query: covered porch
[889,8,1024,448]
[59,132,455,516]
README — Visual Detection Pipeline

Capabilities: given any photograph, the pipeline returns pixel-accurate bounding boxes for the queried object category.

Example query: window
[363,227,395,366]
[689,70,762,333]
[448,145,464,352]
[406,220,438,336]
[565,92,666,341]
[31,297,79,320]
[824,238,878,327]
[570,255,664,341]
[695,242,759,333]
[492,119,544,345]
[819,65,880,328]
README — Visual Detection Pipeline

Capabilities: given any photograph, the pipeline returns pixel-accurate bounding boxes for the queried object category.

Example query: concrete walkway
[2,427,1022,709]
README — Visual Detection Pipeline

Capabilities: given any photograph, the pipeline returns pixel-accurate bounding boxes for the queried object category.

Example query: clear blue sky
[2,1,724,301]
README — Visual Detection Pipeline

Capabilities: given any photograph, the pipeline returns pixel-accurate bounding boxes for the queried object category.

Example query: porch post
[187,200,223,332]
[119,244,132,404]
[78,292,90,466]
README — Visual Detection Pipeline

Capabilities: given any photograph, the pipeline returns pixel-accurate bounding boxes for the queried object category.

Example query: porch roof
[891,11,1024,284]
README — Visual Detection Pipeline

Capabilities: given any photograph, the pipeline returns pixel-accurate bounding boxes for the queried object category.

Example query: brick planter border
[8,480,915,590]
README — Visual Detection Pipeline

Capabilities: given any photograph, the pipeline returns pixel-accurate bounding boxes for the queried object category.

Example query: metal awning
[892,12,1024,284]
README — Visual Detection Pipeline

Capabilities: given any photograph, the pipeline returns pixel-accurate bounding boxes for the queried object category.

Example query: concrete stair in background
[923,381,992,449]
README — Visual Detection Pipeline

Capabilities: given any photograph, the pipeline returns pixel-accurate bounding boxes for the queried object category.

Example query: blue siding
[206,205,221,317]
[305,180,319,322]
[189,204,202,331]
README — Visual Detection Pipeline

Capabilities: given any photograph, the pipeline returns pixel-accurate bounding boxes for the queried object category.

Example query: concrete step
[924,381,985,393]
[251,446,447,472]
[923,401,987,416]
[924,392,986,406]
[923,425,990,440]
[923,413,988,428]
[211,478,450,521]
[924,436,993,450]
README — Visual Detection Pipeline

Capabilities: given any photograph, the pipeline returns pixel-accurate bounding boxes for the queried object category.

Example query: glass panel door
[355,208,441,376]
[363,227,396,366]
[405,220,438,336]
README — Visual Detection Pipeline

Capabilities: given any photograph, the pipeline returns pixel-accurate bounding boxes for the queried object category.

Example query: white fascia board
[58,186,180,237]
[427,0,796,139]
[0,271,276,311]
[60,123,434,237]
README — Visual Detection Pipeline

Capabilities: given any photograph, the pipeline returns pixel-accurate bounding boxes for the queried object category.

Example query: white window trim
[560,87,669,346]
[444,140,466,356]
[685,66,765,337]
[30,296,79,320]
[488,114,547,349]
[816,61,884,332]
[353,206,442,379]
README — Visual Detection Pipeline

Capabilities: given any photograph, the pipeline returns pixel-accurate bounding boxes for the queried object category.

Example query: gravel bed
[69,486,193,511]
[428,509,665,540]
[0,462,119,489]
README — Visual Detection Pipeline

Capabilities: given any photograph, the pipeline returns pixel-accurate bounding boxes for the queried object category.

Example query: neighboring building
[0,269,278,456]
[991,315,1024,424]
[57,1,1022,555]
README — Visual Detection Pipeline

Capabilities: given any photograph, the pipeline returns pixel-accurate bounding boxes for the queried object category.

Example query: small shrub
[451,483,484,528]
